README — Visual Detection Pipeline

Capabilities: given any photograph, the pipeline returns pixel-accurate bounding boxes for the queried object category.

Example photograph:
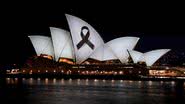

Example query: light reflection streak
[53,78,56,84]
[29,78,33,84]
[15,78,18,81]
[37,78,40,81]
[61,79,65,85]
[77,79,81,85]
[6,78,10,84]
[45,78,48,84]
[103,79,106,83]
[22,78,26,81]
[148,81,152,86]
[68,78,72,84]
[85,79,89,85]
[94,79,98,82]
[129,80,133,83]
[120,80,123,83]
[171,81,175,85]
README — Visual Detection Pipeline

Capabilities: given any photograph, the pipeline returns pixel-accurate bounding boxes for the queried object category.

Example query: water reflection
[0,78,27,104]
[45,78,48,85]
[102,79,106,83]
[61,79,65,85]
[29,78,33,85]
[53,78,56,84]
[171,81,175,86]
[148,81,152,86]
[85,79,89,86]
[120,80,123,83]
[0,78,185,104]
[77,79,81,85]
[37,78,40,81]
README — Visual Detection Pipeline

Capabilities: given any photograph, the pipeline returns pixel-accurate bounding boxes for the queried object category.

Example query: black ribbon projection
[77,26,94,50]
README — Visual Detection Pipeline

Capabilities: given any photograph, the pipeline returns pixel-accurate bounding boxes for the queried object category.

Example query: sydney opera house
[20,14,177,78]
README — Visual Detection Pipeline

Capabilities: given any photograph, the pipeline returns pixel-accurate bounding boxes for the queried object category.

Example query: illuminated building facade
[129,49,170,66]
[28,14,170,68]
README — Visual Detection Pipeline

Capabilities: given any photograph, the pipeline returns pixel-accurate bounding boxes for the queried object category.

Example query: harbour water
[0,78,185,104]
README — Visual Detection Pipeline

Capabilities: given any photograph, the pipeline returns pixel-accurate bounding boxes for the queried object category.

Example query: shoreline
[3,74,185,81]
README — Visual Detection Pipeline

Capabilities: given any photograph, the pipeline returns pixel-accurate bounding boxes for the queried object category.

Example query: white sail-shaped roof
[28,35,54,57]
[65,14,104,64]
[129,50,143,63]
[106,37,139,63]
[50,27,74,61]
[140,49,170,66]
[90,44,118,61]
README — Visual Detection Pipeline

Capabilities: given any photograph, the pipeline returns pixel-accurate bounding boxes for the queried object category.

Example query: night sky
[1,2,185,65]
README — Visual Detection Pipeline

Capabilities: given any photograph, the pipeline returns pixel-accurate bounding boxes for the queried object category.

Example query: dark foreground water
[0,78,185,104]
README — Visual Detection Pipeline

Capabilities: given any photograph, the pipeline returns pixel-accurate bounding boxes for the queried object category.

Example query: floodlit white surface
[106,37,139,63]
[50,27,74,61]
[129,50,143,63]
[66,14,104,64]
[140,49,170,66]
[28,35,54,57]
[90,44,118,61]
